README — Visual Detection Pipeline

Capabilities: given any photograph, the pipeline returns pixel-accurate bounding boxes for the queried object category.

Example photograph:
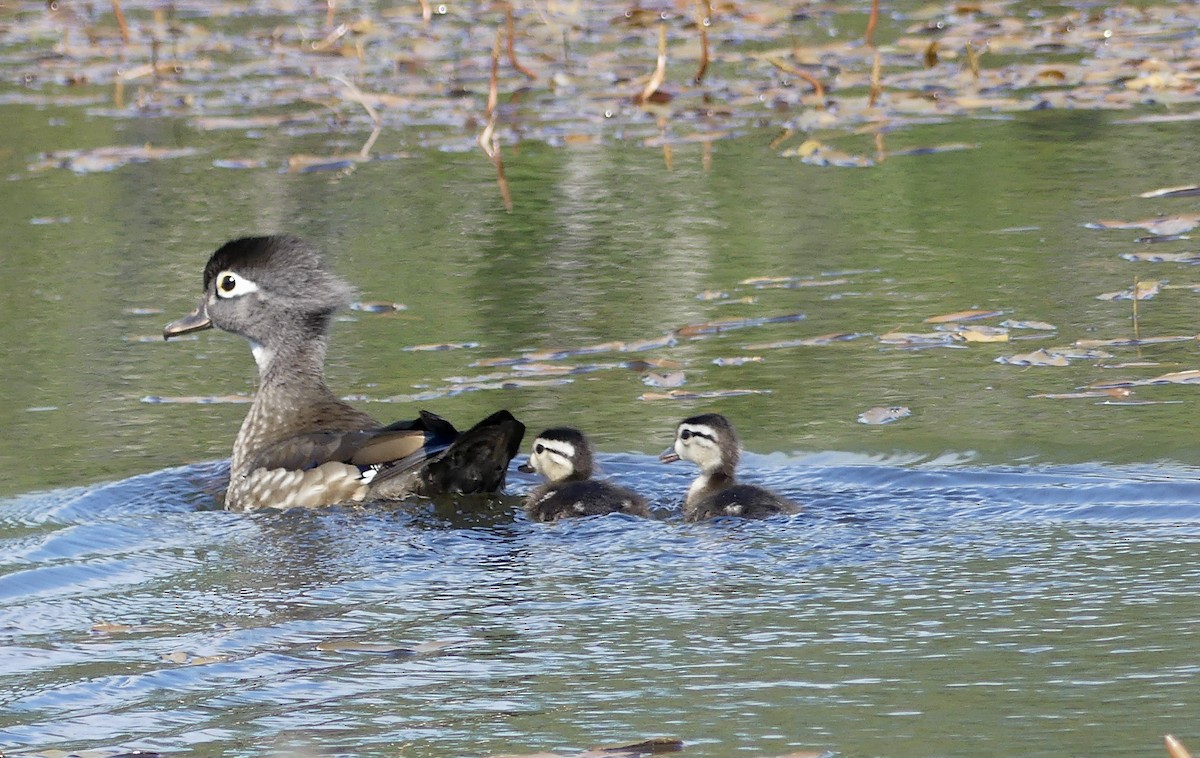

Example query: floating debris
[403,342,479,352]
[1088,369,1200,389]
[995,349,1069,367]
[715,296,760,306]
[1000,319,1056,331]
[675,313,805,338]
[924,309,1004,324]
[1096,280,1162,301]
[1030,388,1133,400]
[712,356,763,366]
[28,144,201,174]
[640,389,771,401]
[350,301,407,313]
[1140,186,1200,199]
[953,325,1009,343]
[877,331,957,347]
[212,158,269,170]
[857,406,911,425]
[1086,215,1200,236]
[1121,251,1200,264]
[745,333,865,349]
[1075,335,1197,348]
[888,142,979,157]
[642,370,686,387]
[315,640,413,655]
[780,139,874,167]
[141,394,252,404]
[696,290,729,301]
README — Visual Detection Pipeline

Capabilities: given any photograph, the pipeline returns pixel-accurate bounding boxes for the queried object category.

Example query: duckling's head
[660,413,740,474]
[517,427,594,483]
[164,235,353,365]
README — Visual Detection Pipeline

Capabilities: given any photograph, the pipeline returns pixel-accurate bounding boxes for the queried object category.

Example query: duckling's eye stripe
[536,441,575,460]
[679,425,716,442]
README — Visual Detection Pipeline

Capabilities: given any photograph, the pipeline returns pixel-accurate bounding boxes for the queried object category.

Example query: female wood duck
[518,427,649,521]
[163,235,524,511]
[660,413,798,521]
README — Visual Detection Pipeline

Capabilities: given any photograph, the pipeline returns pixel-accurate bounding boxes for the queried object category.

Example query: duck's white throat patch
[250,341,274,373]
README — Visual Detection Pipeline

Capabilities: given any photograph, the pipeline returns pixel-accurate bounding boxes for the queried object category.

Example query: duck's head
[660,413,740,473]
[518,427,594,483]
[163,235,353,367]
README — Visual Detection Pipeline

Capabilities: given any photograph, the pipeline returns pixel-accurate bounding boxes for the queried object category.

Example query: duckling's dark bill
[163,305,213,340]
[659,446,680,463]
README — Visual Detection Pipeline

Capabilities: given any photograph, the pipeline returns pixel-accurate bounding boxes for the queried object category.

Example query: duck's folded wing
[246,411,459,473]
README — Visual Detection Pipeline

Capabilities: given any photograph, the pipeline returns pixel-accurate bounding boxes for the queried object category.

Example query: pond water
[4,1,1200,756]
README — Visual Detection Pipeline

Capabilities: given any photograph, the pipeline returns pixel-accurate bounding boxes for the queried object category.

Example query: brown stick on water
[637,23,668,104]
[864,0,879,48]
[866,0,881,107]
[765,57,825,105]
[479,27,513,211]
[111,0,130,44]
[693,0,711,85]
[506,4,537,80]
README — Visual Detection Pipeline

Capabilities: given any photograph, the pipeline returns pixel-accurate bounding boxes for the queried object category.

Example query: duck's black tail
[417,410,525,495]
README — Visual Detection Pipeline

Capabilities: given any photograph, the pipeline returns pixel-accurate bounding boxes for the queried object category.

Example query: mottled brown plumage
[164,235,523,511]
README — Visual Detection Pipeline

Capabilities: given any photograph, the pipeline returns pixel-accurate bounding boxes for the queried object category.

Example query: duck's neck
[231,333,365,474]
[686,466,735,506]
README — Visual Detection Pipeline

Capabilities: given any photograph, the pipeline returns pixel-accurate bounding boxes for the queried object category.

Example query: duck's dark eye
[680,430,691,440]
[220,274,236,292]
[535,443,545,454]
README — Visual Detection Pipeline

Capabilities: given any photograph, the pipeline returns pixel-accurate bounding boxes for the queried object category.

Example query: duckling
[518,427,650,521]
[660,413,798,521]
[163,235,524,511]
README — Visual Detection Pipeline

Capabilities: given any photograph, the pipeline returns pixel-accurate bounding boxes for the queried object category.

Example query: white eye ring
[214,270,259,299]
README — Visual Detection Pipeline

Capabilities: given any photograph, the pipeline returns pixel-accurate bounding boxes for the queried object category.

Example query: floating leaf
[857,406,911,425]
[403,342,480,352]
[954,325,1009,343]
[1089,369,1200,388]
[888,142,978,157]
[1096,280,1161,301]
[316,640,413,655]
[877,331,956,347]
[1000,319,1056,330]
[675,313,805,337]
[1120,251,1200,264]
[622,334,677,352]
[1030,388,1133,400]
[924,309,1004,323]
[29,144,201,174]
[640,389,771,401]
[642,370,686,387]
[141,395,252,404]
[212,158,269,169]
[1140,186,1200,199]
[623,358,683,371]
[995,349,1070,367]
[745,333,865,349]
[1086,215,1200,236]
[715,296,760,306]
[1075,335,1197,348]
[349,301,407,313]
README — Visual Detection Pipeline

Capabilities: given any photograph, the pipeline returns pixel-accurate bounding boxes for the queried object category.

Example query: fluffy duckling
[660,413,798,521]
[518,427,650,522]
